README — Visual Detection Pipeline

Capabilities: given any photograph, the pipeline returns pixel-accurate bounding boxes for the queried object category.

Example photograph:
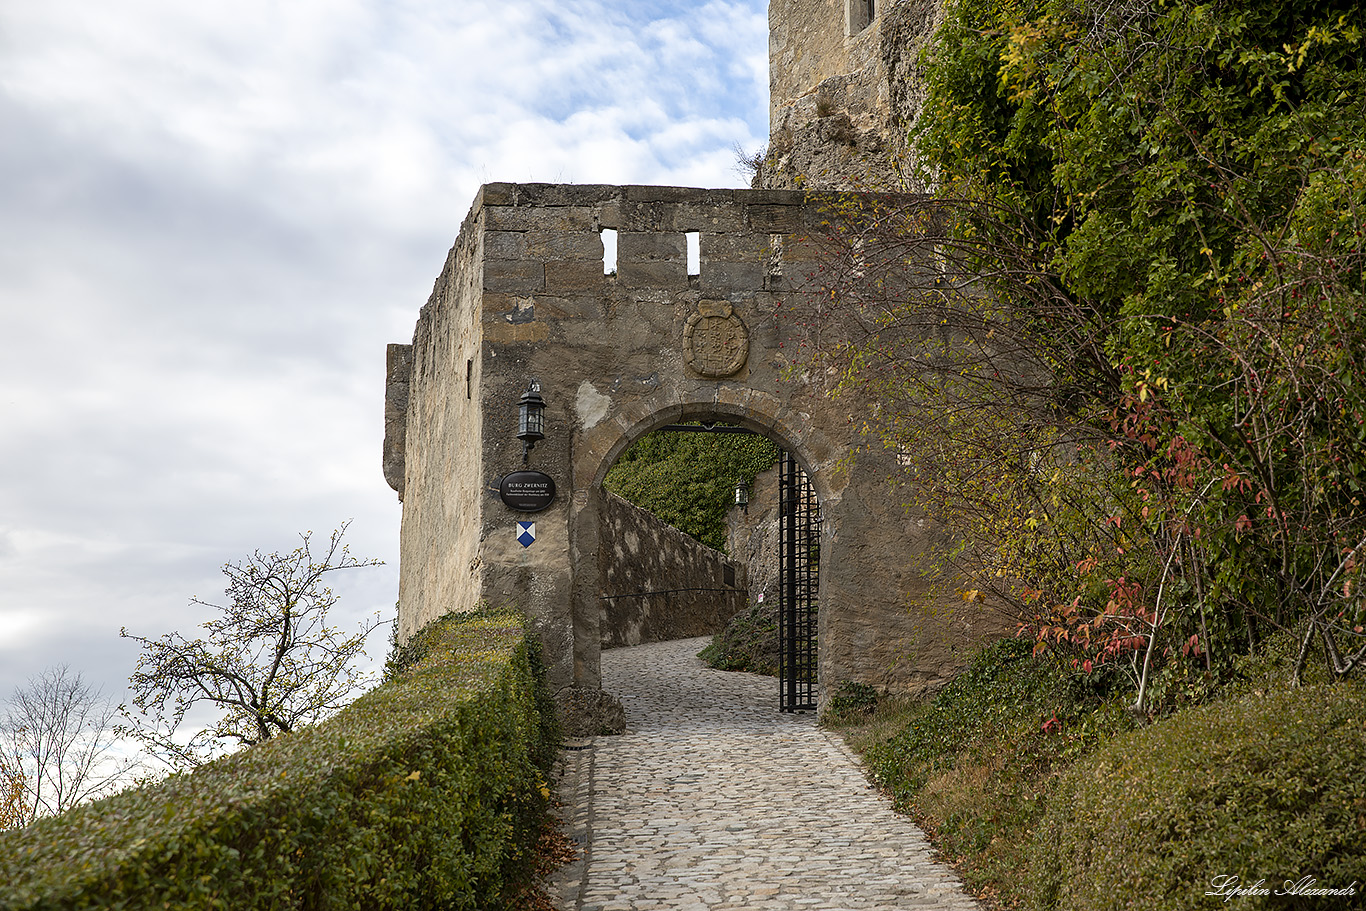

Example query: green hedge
[0,609,557,910]
[1030,685,1366,910]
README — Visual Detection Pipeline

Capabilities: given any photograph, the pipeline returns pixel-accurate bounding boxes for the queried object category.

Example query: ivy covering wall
[604,426,779,552]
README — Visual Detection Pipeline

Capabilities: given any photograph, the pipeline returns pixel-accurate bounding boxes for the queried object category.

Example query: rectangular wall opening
[848,0,875,34]
[686,231,701,277]
[601,228,618,275]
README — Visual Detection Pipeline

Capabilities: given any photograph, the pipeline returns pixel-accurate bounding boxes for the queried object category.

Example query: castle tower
[761,0,941,191]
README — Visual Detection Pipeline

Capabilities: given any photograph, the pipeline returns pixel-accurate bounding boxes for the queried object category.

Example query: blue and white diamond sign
[516,522,536,548]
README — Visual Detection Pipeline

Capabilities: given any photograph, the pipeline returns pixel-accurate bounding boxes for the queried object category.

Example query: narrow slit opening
[601,228,618,276]
[686,231,701,277]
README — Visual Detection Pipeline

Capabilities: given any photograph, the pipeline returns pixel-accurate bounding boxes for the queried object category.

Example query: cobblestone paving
[547,637,982,911]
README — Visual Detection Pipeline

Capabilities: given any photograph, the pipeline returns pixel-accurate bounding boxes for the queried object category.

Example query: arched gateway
[383,183,1002,724]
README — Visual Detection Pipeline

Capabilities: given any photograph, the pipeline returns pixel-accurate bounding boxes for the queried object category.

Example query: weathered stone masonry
[762,0,943,191]
[385,183,1006,714]
[599,491,747,650]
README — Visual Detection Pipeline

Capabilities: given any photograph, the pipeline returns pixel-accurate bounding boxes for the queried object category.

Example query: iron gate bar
[778,450,819,712]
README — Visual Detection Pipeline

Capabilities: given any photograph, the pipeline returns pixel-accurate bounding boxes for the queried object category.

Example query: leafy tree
[788,0,1366,708]
[604,426,779,551]
[120,523,383,769]
[0,758,22,830]
[0,665,131,828]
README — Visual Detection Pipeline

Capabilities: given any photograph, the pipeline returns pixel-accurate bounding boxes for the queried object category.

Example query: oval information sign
[499,470,556,513]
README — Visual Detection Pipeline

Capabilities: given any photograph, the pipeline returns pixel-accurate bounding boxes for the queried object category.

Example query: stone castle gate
[383,182,998,714]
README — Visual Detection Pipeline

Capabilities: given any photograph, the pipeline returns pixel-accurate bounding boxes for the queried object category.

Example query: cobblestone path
[547,637,982,911]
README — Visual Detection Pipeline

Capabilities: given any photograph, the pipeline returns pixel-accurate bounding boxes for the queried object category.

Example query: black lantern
[517,381,545,463]
[734,479,749,514]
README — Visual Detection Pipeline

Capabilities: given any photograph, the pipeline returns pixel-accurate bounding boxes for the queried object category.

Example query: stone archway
[382,183,1007,715]
[575,401,828,707]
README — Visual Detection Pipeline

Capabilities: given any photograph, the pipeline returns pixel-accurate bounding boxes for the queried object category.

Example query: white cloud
[0,0,769,708]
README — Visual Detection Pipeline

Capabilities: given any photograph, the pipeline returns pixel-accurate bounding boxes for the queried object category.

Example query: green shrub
[822,680,879,725]
[699,600,778,676]
[0,608,556,910]
[604,426,778,551]
[1030,684,1366,910]
[863,638,1119,804]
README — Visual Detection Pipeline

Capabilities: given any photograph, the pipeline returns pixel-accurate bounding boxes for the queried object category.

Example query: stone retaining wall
[599,492,747,648]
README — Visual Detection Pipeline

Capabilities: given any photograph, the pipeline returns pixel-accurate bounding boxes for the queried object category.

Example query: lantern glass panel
[521,406,544,438]
[517,382,545,443]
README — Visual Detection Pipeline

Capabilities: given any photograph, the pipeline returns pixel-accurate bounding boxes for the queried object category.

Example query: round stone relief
[683,300,749,378]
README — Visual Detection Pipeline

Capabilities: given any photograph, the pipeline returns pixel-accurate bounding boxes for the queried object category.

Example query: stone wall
[598,492,747,648]
[761,0,942,192]
[389,206,487,643]
[727,463,781,609]
[387,182,1010,710]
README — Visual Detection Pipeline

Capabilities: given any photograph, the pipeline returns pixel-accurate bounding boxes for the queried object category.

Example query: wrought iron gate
[778,450,819,712]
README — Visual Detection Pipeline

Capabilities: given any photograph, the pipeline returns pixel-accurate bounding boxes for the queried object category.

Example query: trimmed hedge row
[0,609,557,910]
[1030,685,1366,910]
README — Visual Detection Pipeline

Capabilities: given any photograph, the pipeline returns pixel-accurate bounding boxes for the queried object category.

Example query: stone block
[617,200,669,232]
[383,343,413,497]
[486,320,551,344]
[747,204,806,233]
[700,262,767,294]
[525,293,603,322]
[478,183,518,206]
[623,201,749,234]
[484,205,597,233]
[545,260,606,294]
[528,231,605,260]
[618,231,686,262]
[483,231,528,260]
[623,185,714,204]
[481,183,619,208]
[618,260,688,291]
[483,259,544,293]
[596,199,623,229]
[702,233,767,263]
[742,188,806,206]
[554,686,626,737]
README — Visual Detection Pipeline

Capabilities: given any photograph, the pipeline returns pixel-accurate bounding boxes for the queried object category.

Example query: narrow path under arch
[547,637,982,910]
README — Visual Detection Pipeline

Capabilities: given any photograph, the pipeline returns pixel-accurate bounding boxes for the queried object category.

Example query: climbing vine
[783,0,1366,709]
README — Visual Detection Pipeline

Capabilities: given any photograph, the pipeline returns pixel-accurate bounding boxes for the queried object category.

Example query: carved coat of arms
[683,300,749,378]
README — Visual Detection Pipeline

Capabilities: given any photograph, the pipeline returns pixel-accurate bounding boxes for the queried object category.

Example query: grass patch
[829,634,1364,909]
[834,638,1134,906]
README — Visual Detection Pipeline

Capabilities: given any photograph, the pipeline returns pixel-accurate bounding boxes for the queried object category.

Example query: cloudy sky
[0,0,769,709]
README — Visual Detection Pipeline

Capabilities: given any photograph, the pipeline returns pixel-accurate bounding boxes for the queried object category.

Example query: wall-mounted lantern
[499,379,556,513]
[734,479,750,515]
[517,381,545,465]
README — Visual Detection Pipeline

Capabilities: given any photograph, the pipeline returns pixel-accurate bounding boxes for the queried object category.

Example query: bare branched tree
[119,522,383,770]
[0,665,131,828]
